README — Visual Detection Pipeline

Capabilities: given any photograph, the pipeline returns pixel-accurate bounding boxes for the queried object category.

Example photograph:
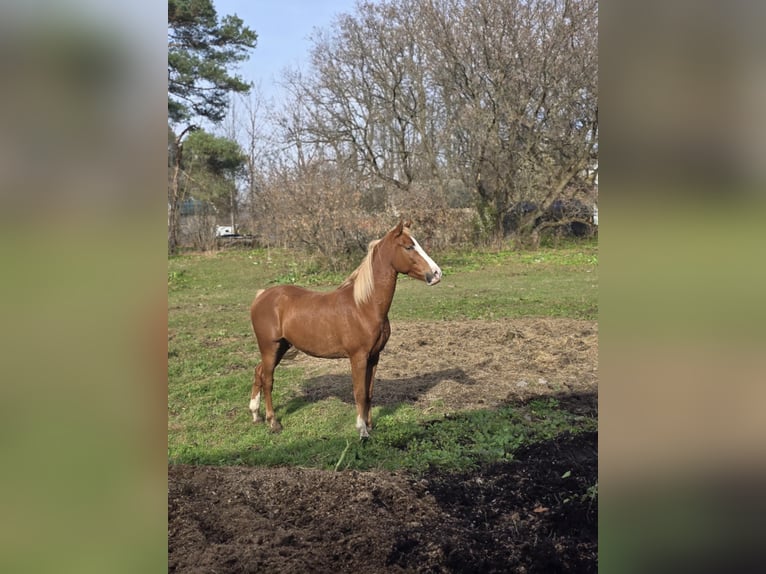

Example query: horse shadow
[280,367,479,417]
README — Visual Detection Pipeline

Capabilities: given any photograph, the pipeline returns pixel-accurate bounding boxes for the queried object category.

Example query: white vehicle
[215,225,235,237]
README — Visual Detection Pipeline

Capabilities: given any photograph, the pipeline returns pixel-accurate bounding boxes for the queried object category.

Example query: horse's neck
[366,243,398,318]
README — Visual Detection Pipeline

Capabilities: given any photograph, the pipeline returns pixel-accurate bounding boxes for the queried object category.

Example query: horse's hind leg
[260,354,281,433]
[252,339,291,432]
[249,363,265,423]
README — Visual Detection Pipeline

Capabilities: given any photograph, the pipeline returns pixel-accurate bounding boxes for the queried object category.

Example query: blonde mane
[340,238,381,306]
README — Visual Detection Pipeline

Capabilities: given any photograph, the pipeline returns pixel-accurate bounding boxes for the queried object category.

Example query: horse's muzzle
[426,269,442,285]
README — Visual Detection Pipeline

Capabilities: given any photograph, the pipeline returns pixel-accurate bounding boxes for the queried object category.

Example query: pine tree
[167,0,257,253]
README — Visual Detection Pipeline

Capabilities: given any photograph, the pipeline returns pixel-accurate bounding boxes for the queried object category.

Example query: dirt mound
[169,429,596,573]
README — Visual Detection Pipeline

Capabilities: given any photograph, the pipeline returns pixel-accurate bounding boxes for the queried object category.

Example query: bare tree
[288,0,443,195]
[242,0,597,258]
[234,89,279,237]
[167,123,198,254]
[424,0,598,242]
[273,0,597,244]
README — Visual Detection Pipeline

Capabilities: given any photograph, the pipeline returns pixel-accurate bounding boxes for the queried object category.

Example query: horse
[249,219,442,438]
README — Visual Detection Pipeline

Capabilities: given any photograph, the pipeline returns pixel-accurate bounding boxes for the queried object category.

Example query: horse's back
[252,284,324,310]
[251,284,345,326]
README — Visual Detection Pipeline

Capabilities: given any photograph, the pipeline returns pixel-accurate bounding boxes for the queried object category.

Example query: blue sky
[213,0,360,102]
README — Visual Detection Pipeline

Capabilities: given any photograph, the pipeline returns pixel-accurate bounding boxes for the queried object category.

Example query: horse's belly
[300,347,348,360]
[292,338,348,359]
[284,324,348,359]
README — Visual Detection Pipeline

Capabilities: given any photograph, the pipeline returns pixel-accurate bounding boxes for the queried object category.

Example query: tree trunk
[168,152,182,255]
[168,126,196,255]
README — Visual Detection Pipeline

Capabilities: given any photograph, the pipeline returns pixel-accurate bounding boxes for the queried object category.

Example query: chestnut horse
[249,220,442,438]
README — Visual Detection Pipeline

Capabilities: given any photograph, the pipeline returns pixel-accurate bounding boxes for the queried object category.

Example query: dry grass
[285,317,597,414]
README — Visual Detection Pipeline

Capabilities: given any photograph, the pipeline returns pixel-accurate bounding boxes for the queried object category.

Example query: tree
[234,90,278,235]
[176,130,246,249]
[277,0,597,244]
[182,130,246,214]
[167,0,257,253]
[168,0,257,124]
[414,0,598,242]
[293,0,436,193]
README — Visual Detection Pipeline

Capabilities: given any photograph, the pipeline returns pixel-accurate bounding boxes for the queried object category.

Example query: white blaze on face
[411,236,442,284]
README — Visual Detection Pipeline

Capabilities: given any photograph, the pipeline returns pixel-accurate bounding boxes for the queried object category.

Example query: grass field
[168,240,598,472]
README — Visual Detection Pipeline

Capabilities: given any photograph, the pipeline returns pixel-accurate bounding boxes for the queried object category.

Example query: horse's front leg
[350,356,371,439]
[365,353,380,431]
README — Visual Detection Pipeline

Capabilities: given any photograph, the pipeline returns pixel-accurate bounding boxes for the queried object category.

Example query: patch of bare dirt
[169,318,598,572]
[169,429,596,573]
[291,318,597,413]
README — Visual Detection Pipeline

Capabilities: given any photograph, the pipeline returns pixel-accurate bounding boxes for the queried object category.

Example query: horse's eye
[404,245,415,251]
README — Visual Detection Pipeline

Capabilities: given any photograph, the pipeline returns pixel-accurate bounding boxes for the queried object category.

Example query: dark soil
[168,429,597,573]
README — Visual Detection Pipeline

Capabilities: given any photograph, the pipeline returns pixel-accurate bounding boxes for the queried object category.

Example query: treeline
[168,0,598,258]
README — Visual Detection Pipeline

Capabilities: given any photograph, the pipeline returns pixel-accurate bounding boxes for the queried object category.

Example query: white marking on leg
[356,415,370,438]
[411,237,442,284]
[250,393,261,422]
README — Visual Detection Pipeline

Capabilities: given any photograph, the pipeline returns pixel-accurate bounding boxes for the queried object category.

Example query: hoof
[356,415,370,440]
[269,420,283,433]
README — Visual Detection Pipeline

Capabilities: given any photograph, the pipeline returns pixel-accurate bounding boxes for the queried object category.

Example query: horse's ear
[393,219,405,237]
[403,218,412,230]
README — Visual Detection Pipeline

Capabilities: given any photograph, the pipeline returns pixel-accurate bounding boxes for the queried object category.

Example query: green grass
[168,240,598,471]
